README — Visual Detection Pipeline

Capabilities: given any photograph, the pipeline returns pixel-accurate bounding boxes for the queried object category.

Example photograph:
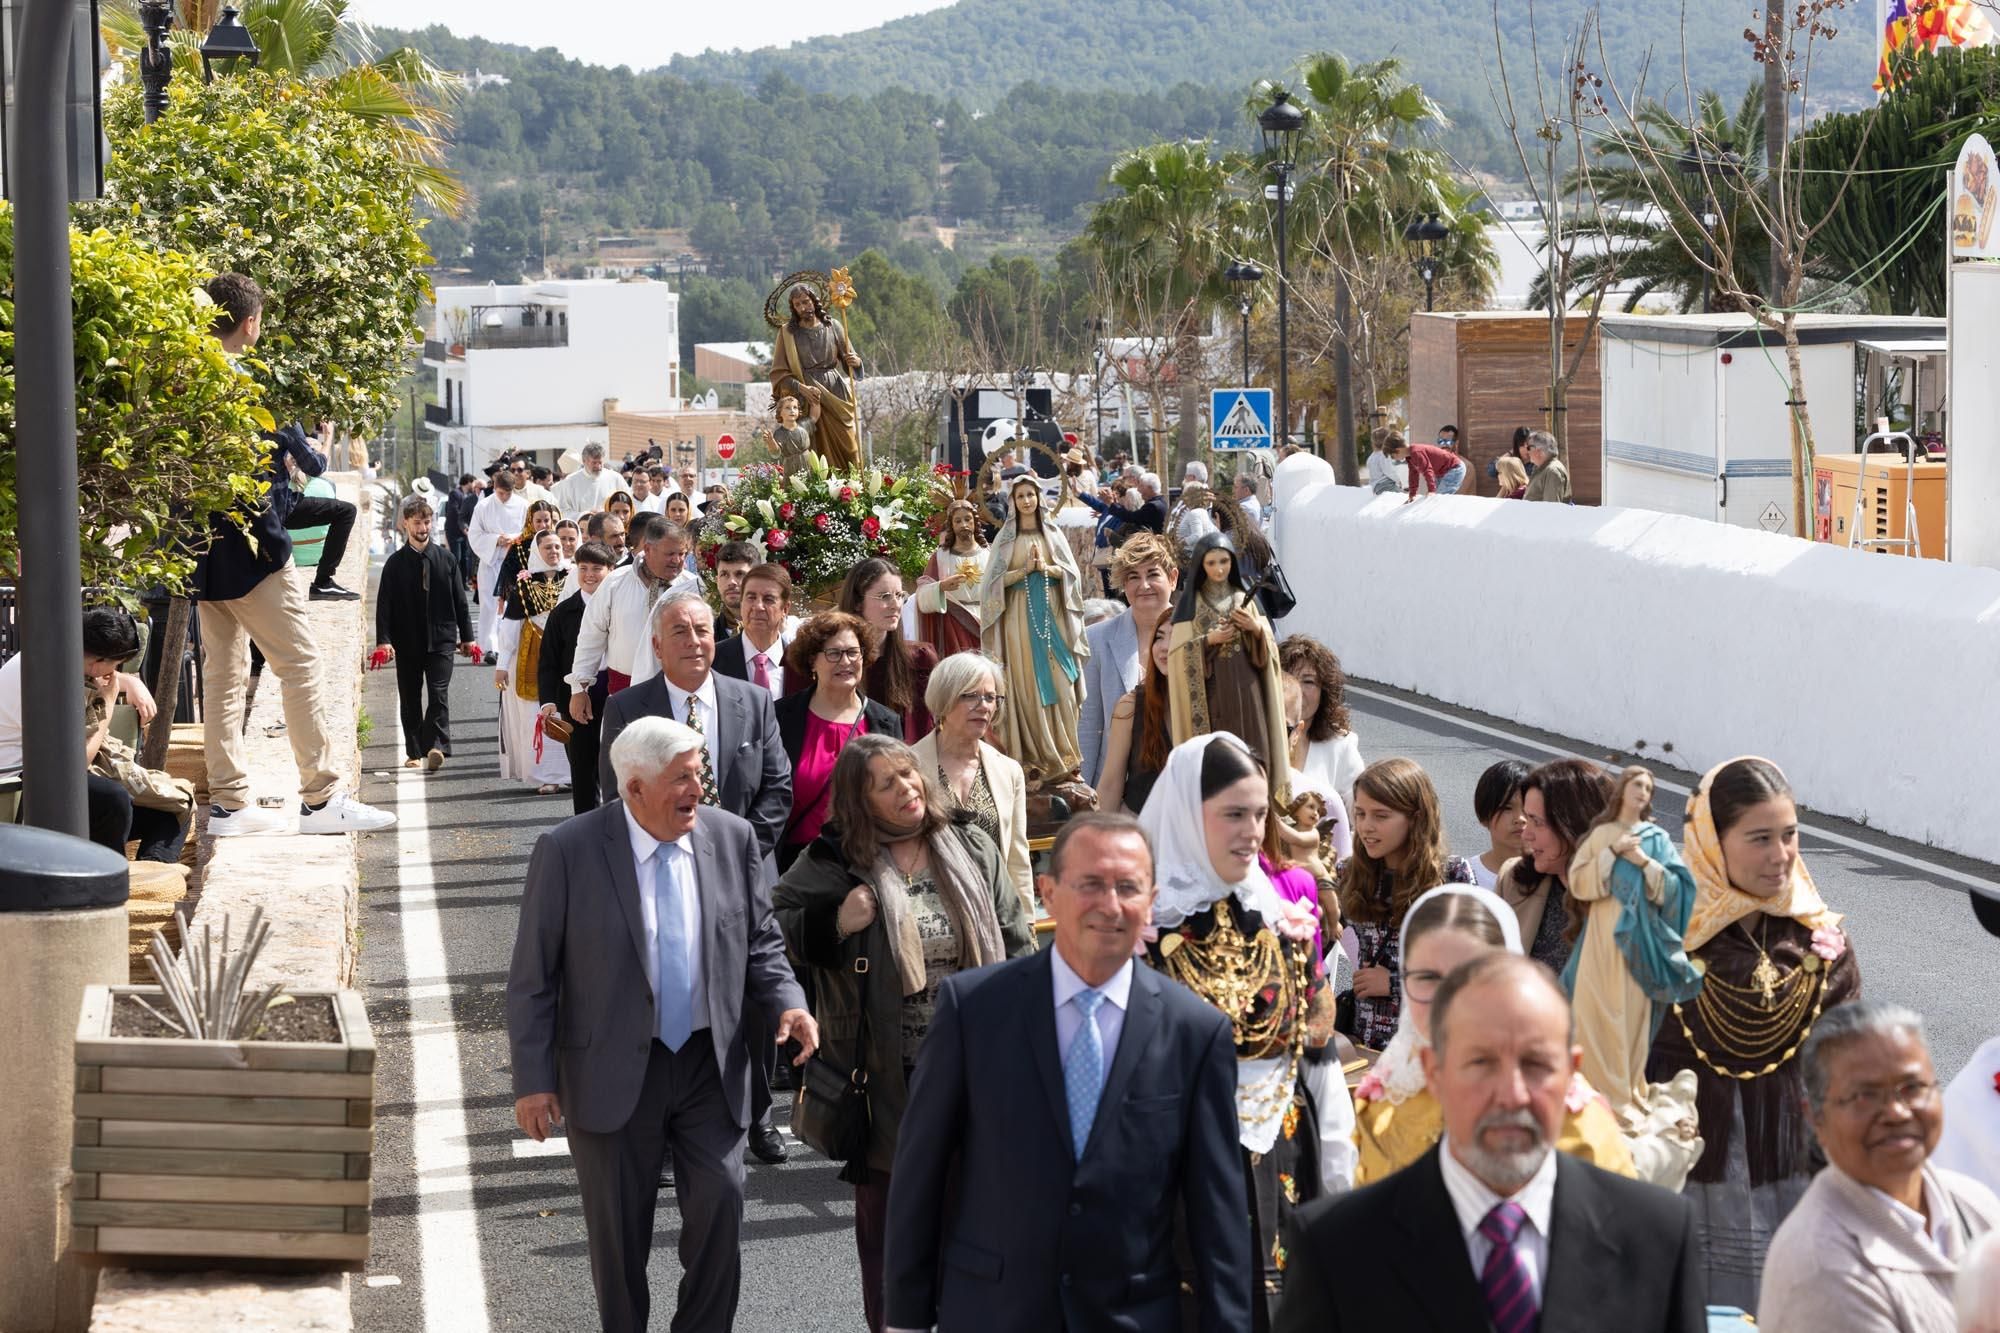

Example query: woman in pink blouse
[774,611,903,871]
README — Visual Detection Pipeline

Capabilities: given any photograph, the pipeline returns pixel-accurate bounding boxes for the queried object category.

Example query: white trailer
[1598,313,1944,533]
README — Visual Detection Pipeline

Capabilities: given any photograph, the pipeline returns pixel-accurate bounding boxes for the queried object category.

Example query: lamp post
[1224,259,1263,386]
[1257,90,1303,455]
[1677,139,1743,314]
[1091,315,1106,461]
[199,6,259,82]
[1402,213,1450,312]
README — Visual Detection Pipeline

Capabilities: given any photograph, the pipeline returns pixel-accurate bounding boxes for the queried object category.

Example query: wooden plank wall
[1409,313,1605,504]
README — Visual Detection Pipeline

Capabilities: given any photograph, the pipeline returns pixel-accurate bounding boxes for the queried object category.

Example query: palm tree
[1542,83,1769,313]
[1087,139,1255,477]
[102,0,465,214]
[1262,53,1488,480]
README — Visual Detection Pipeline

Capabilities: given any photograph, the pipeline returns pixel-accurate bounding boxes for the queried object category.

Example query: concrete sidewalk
[89,473,379,1333]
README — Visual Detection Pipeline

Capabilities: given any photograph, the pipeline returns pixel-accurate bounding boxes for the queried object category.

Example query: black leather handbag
[792,953,874,1183]
[1253,559,1299,620]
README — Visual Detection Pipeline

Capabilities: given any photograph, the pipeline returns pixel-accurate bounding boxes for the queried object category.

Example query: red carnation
[810,512,829,532]
[861,515,881,539]
[703,547,718,568]
[779,502,796,521]
[766,529,791,551]
[880,473,893,490]
[838,486,855,503]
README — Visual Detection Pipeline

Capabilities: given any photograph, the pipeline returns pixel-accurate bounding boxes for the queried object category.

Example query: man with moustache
[1275,952,1705,1333]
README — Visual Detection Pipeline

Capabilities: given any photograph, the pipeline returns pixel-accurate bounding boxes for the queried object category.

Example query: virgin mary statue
[979,474,1088,782]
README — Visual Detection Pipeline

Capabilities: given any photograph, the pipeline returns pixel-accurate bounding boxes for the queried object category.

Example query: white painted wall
[433,280,679,428]
[1272,455,2000,862]
[1948,265,2000,569]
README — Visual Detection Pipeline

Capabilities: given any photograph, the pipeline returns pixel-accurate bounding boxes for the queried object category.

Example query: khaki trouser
[198,569,342,811]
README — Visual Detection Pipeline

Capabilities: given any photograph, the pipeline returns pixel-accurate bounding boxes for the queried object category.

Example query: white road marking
[1348,683,2000,895]
[511,1135,572,1159]
[393,756,492,1332]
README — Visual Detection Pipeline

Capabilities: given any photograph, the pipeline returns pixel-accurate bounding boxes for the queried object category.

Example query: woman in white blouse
[1279,635,1364,808]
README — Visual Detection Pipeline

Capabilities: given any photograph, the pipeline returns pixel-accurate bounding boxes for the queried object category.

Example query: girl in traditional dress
[493,527,572,792]
[977,475,1087,783]
[1336,757,1475,1050]
[1165,533,1289,800]
[913,499,988,659]
[1647,756,1860,1314]
[1137,734,1353,1328]
[1565,765,1703,1113]
[1351,885,1635,1186]
[491,499,558,593]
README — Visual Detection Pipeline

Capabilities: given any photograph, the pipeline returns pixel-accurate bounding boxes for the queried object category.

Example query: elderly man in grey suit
[597,591,792,860]
[508,716,818,1333]
[1077,533,1178,786]
[596,589,797,1165]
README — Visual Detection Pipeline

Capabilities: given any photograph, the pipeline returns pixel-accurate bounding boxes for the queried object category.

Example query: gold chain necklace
[1157,904,1314,1126]
[1675,916,1827,1081]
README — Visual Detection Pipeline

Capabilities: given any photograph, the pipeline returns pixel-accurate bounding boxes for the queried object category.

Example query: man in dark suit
[884,812,1250,1333]
[537,540,618,814]
[712,563,796,699]
[507,715,818,1333]
[1274,952,1706,1333]
[595,588,796,1164]
[596,591,792,860]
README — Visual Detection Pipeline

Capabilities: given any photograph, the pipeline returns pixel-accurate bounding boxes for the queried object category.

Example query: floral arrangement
[698,452,954,596]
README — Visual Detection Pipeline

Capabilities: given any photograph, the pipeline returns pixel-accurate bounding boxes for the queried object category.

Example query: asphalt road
[348,652,2000,1332]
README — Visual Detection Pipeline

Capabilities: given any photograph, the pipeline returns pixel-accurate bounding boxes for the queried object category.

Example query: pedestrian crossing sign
[1211,387,1273,451]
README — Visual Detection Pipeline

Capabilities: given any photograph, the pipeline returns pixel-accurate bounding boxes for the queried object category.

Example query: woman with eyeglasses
[1647,757,1860,1313]
[774,611,903,871]
[909,651,1032,910]
[838,557,937,742]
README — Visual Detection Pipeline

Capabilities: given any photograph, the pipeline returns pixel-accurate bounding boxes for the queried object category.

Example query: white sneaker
[207,803,287,838]
[298,790,397,834]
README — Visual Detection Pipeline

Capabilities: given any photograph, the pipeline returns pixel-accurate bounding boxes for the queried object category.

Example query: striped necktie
[1478,1201,1539,1333]
[685,692,720,806]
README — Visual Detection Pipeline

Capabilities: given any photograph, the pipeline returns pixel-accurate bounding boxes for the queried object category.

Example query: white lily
[756,498,776,526]
[871,501,907,533]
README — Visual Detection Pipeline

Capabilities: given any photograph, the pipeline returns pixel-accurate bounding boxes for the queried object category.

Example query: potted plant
[69,908,374,1268]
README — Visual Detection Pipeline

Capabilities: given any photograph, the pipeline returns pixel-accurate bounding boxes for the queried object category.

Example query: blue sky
[350,0,956,69]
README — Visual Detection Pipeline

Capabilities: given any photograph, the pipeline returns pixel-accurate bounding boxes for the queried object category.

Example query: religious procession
[368,269,2000,1333]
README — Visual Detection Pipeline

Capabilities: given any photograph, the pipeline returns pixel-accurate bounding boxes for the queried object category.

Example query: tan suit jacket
[911,731,1032,911]
[1759,1163,1999,1333]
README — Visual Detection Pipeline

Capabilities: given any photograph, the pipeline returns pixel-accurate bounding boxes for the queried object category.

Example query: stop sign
[715,433,736,461]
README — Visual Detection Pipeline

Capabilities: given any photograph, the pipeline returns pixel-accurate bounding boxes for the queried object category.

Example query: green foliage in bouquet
[699,452,954,595]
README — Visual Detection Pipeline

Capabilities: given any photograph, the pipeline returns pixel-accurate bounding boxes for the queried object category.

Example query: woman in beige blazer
[911,652,1033,912]
[1760,1000,1999,1333]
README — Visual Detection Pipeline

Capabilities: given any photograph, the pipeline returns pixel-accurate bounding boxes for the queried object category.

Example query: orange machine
[1812,453,1946,558]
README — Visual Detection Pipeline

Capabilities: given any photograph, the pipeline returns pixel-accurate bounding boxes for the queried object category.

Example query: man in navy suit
[883,812,1250,1333]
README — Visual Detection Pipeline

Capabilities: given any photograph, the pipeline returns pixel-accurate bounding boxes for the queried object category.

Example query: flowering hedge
[699,453,953,595]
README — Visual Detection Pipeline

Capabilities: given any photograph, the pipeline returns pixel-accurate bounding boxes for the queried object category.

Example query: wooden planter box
[69,985,375,1269]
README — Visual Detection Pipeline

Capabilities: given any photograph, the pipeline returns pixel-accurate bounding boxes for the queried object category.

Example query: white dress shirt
[664,672,723,749]
[564,563,700,690]
[1437,1133,1557,1308]
[553,466,624,519]
[1866,1173,1961,1261]
[624,805,708,1033]
[737,629,790,697]
[1050,945,1133,1074]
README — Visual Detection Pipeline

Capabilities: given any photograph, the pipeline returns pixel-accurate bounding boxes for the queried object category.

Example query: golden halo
[974,433,1075,513]
[763,270,832,330]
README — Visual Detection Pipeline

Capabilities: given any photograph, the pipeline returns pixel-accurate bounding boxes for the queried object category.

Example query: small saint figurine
[1565,765,1703,1112]
[914,498,988,657]
[979,474,1088,784]
[770,394,812,478]
[1164,531,1290,805]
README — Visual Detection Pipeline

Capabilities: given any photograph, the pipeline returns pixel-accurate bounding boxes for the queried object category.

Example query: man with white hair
[1522,431,1571,504]
[1129,470,1167,534]
[566,519,701,709]
[593,591,796,1168]
[553,442,625,518]
[1275,952,1704,1332]
[507,715,817,1333]
[1233,470,1265,530]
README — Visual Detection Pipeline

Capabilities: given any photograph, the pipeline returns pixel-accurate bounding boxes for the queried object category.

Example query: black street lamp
[1257,89,1303,454]
[200,6,260,82]
[1402,213,1450,312]
[138,2,261,122]
[1091,316,1107,460]
[1224,259,1262,387]
[1677,139,1743,314]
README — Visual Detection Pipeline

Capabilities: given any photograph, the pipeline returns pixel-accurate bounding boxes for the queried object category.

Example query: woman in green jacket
[773,732,1036,1333]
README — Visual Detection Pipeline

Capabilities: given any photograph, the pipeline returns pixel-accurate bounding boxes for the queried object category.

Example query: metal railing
[424,402,457,427]
[423,338,451,362]
[466,324,568,351]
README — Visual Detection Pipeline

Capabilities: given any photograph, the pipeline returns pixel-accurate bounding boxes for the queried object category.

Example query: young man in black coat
[535,540,616,814]
[373,493,474,770]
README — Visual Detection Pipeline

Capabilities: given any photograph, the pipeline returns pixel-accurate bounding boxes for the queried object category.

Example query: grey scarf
[871,825,1006,997]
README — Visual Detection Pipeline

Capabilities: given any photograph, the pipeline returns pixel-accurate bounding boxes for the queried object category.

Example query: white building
[423,278,680,476]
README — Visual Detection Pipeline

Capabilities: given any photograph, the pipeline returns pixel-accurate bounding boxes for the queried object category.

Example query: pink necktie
[752,653,771,691]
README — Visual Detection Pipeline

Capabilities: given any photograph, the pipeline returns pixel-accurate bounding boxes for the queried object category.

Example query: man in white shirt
[713,562,795,694]
[885,813,1249,1333]
[552,442,625,519]
[565,519,699,708]
[1233,470,1265,530]
[634,465,670,515]
[1274,952,1703,1332]
[466,467,528,653]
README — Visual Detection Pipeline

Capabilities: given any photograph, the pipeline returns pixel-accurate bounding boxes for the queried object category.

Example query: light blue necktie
[1064,989,1106,1157]
[653,843,694,1051]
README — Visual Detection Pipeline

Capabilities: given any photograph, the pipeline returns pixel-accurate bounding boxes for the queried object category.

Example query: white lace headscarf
[1137,732,1288,930]
[1367,883,1524,1105]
